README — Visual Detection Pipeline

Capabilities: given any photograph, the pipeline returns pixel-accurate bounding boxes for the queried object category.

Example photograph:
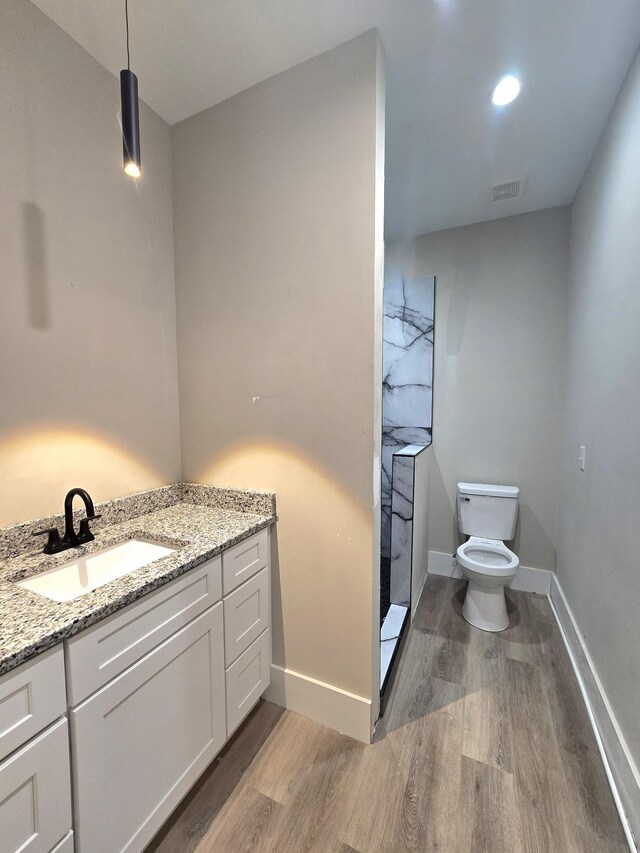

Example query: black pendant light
[120,0,141,177]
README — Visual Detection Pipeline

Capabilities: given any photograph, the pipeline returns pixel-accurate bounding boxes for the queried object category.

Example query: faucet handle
[32,527,65,554]
[77,514,101,545]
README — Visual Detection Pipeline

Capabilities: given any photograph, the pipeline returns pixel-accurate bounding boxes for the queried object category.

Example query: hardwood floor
[147,577,627,852]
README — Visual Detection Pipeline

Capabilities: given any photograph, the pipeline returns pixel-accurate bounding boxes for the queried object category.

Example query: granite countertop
[0,486,275,678]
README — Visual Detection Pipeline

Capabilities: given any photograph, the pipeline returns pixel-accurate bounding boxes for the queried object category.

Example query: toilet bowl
[456,536,519,632]
[456,482,520,632]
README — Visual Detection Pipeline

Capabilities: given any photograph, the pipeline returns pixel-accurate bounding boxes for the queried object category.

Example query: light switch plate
[579,445,586,471]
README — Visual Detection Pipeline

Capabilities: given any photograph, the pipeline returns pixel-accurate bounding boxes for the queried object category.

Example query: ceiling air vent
[491,178,524,202]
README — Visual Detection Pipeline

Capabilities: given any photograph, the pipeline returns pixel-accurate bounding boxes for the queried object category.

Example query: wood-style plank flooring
[147,577,627,852]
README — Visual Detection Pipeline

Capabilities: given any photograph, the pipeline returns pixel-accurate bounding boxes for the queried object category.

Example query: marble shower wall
[389,452,415,606]
[381,272,435,559]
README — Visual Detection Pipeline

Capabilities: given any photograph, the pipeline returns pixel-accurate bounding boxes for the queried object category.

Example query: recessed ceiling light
[490,75,521,106]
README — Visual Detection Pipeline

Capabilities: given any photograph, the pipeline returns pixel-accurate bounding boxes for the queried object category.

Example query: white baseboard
[427,550,552,594]
[549,576,639,852]
[264,664,372,744]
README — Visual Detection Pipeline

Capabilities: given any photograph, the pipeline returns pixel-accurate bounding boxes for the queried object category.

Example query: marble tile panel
[381,603,408,642]
[382,274,434,432]
[381,427,430,559]
[390,454,415,607]
[380,271,434,559]
[380,604,408,688]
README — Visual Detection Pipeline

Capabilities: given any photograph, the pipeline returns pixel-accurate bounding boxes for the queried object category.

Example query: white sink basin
[17,538,178,602]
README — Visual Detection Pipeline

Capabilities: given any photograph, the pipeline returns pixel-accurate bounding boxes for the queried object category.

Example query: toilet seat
[456,536,519,577]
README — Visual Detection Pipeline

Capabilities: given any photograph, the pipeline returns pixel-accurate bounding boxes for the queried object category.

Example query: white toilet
[456,482,520,632]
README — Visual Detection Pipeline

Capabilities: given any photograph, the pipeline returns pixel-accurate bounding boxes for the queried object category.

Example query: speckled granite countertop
[0,485,275,677]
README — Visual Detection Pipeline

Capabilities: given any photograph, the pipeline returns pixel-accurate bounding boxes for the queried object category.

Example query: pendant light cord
[125,0,131,70]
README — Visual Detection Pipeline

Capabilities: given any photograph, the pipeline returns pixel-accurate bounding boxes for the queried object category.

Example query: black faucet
[32,487,101,555]
[62,487,100,547]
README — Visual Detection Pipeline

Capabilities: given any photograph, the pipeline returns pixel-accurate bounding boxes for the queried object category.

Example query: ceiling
[31,0,640,239]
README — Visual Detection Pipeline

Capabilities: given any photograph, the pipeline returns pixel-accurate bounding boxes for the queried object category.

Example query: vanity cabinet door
[70,603,225,853]
[0,717,72,853]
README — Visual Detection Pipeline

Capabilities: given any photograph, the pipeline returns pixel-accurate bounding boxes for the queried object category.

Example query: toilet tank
[457,482,519,540]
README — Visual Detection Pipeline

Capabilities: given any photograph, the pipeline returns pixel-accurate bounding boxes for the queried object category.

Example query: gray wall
[388,207,570,571]
[172,32,384,712]
[0,0,181,525]
[558,45,640,772]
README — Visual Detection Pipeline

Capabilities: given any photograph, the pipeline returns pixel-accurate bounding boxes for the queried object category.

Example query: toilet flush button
[579,445,586,471]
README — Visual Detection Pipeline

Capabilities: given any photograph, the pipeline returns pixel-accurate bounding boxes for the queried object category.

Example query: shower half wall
[379,268,434,695]
[381,271,435,623]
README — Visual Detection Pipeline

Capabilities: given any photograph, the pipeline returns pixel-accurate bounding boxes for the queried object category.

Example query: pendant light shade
[121,69,141,176]
[120,0,140,177]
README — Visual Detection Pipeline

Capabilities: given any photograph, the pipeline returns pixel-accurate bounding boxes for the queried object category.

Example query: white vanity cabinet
[0,648,73,853]
[0,526,271,853]
[66,527,272,853]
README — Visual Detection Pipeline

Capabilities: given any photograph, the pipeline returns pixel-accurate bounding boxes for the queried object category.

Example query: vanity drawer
[225,628,271,737]
[0,646,66,762]
[222,529,269,595]
[224,567,270,666]
[0,717,72,853]
[65,555,222,706]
